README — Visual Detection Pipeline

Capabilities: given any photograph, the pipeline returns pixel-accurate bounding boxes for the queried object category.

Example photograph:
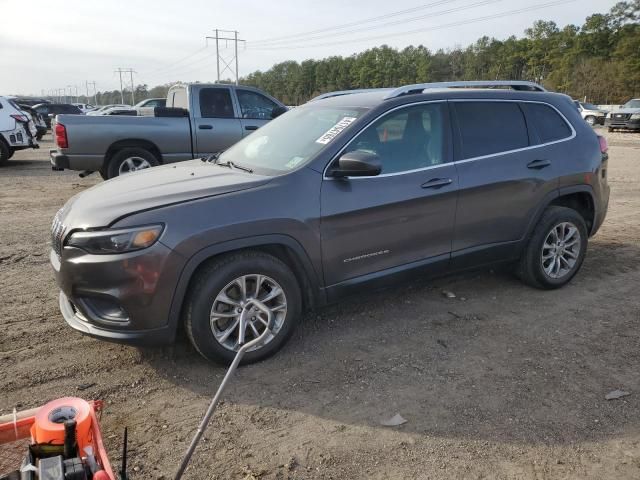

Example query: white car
[0,96,39,165]
[86,104,131,116]
[574,101,607,126]
[72,103,97,113]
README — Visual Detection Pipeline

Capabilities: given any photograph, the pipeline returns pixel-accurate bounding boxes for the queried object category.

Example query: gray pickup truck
[50,83,286,179]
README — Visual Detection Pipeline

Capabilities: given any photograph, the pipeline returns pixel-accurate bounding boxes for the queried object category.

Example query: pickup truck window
[236,89,278,120]
[199,88,234,118]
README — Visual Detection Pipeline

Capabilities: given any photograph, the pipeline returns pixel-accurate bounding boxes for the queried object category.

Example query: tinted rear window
[454,102,529,159]
[199,88,234,118]
[522,103,572,144]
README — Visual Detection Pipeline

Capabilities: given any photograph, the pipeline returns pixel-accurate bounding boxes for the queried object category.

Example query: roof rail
[383,81,546,100]
[309,88,392,102]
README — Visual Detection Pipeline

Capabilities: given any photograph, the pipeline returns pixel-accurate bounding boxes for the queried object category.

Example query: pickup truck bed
[50,84,285,179]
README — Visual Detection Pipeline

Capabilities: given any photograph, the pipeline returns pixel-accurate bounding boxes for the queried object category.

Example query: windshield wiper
[215,159,253,173]
[202,152,253,173]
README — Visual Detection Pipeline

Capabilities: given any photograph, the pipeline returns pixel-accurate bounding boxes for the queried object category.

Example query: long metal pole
[215,29,220,83]
[234,31,239,85]
[118,69,125,104]
[129,70,135,104]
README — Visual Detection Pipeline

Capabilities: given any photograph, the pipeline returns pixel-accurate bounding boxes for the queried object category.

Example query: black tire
[106,147,159,179]
[0,139,10,165]
[517,206,588,289]
[36,133,44,141]
[184,251,302,365]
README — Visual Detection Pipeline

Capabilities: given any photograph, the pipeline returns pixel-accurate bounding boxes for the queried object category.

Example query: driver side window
[236,89,278,120]
[345,103,445,174]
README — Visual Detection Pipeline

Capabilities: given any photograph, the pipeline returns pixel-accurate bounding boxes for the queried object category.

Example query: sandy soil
[1,131,639,479]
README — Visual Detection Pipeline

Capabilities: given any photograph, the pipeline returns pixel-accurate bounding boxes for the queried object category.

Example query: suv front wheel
[517,206,588,289]
[184,251,302,365]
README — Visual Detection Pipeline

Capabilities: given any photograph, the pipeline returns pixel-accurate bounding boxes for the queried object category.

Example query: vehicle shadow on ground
[140,238,640,445]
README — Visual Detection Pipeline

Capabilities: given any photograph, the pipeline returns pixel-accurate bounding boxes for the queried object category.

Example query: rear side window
[454,102,529,159]
[522,103,572,144]
[199,88,234,118]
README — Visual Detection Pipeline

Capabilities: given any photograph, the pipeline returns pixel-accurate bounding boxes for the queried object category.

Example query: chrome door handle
[421,178,452,189]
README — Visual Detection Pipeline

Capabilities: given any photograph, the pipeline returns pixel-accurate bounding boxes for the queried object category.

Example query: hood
[612,108,640,114]
[60,159,271,228]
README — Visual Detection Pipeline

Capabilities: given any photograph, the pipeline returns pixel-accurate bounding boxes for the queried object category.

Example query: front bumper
[51,240,184,346]
[605,118,640,130]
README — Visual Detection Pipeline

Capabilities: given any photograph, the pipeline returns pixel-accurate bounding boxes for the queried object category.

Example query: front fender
[165,234,324,335]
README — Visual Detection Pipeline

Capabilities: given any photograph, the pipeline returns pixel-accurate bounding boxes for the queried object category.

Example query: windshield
[580,102,599,110]
[623,99,640,109]
[217,105,367,175]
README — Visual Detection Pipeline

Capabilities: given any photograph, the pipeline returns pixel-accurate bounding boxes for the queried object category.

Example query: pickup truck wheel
[584,115,596,126]
[516,206,588,290]
[184,251,302,365]
[0,140,10,165]
[107,148,159,178]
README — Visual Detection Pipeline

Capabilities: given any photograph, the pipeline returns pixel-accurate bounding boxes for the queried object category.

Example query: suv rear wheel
[184,251,302,365]
[107,147,159,179]
[517,206,588,289]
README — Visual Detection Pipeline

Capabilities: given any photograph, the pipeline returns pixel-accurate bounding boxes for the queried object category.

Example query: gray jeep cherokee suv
[51,81,610,364]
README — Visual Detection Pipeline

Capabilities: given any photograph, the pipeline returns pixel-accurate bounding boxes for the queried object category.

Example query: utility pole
[129,69,135,104]
[115,68,136,104]
[206,29,245,84]
[86,81,97,105]
[116,68,125,103]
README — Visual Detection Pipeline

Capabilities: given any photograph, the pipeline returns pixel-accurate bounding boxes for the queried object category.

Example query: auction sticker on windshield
[315,117,357,145]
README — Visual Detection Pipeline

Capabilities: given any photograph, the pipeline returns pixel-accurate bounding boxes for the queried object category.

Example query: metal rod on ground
[174,302,274,480]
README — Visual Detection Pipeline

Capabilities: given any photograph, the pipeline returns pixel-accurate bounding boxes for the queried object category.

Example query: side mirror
[331,150,381,177]
[271,106,288,119]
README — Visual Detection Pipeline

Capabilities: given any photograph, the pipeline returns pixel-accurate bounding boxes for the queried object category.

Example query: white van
[0,96,39,164]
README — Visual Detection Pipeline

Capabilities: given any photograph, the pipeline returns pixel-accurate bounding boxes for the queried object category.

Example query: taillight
[597,135,608,154]
[10,114,29,123]
[55,123,68,149]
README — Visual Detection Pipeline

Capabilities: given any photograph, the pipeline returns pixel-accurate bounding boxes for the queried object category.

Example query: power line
[249,0,503,48]
[249,0,578,51]
[145,46,209,75]
[250,0,458,46]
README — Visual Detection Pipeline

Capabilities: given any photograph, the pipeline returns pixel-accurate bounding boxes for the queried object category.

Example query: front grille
[613,113,631,121]
[51,208,66,256]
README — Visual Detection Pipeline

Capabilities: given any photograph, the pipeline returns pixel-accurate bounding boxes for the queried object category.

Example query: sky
[0,0,621,96]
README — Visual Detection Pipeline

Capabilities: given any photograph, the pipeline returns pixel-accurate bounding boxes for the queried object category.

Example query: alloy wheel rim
[118,156,152,175]
[210,274,287,352]
[541,222,581,279]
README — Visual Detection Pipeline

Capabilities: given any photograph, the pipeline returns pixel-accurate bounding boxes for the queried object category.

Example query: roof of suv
[310,87,569,109]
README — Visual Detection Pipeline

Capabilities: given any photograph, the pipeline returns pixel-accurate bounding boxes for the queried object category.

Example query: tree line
[86,1,639,106]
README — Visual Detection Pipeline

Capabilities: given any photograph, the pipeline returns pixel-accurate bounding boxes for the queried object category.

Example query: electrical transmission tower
[205,29,245,84]
[86,81,97,105]
[114,68,137,104]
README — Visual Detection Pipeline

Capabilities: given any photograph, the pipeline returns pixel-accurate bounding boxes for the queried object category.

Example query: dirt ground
[1,130,639,479]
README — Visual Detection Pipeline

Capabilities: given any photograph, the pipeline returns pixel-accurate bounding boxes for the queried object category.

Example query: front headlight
[631,114,640,120]
[606,112,612,118]
[66,225,164,254]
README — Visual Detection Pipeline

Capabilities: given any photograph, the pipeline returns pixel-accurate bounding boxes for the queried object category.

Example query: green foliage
[241,1,639,105]
[85,2,638,106]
